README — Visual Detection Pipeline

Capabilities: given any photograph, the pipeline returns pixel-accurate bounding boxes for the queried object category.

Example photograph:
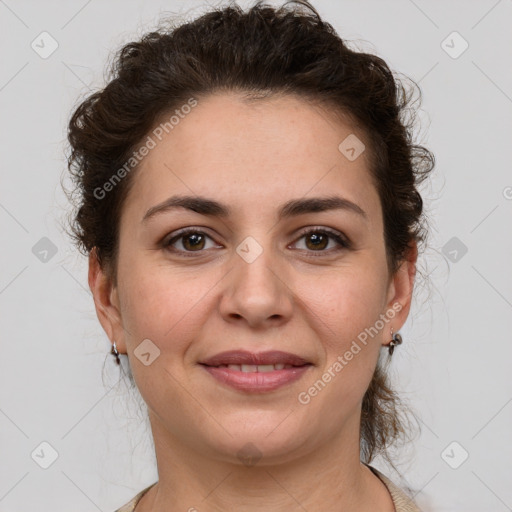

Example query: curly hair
[65,0,434,470]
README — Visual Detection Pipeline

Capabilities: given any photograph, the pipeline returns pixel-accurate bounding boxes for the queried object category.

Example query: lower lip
[200,364,312,392]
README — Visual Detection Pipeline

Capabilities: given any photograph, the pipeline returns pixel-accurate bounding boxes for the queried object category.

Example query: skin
[89,92,417,511]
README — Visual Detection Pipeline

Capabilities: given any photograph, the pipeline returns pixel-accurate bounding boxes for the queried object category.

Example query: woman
[66,1,434,510]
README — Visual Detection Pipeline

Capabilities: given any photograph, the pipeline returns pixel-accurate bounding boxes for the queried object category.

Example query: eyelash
[162,227,351,258]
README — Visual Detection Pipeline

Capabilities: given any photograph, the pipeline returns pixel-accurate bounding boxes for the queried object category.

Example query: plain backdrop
[1,1,511,511]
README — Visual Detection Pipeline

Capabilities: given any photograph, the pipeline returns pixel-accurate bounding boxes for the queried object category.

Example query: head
[66,1,434,468]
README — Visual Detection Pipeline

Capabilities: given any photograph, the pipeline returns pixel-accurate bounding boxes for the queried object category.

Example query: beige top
[114,464,420,511]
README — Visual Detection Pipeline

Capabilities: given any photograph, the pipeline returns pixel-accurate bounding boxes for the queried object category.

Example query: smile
[200,363,312,392]
[213,363,296,372]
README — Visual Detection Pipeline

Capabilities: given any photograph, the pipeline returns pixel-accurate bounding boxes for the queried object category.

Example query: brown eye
[164,227,349,257]
[164,229,218,254]
[292,228,350,255]
[181,232,206,251]
[304,232,329,250]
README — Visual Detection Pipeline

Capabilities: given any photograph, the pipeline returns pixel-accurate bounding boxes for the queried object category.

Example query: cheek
[117,264,205,406]
[300,264,390,351]
[118,258,216,348]
[296,270,389,424]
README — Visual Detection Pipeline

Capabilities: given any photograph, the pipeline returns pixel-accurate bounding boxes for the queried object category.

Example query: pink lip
[199,350,310,367]
[199,350,313,393]
[201,364,312,392]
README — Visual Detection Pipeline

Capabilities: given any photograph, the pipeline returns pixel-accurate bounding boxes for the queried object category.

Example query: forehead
[123,92,378,222]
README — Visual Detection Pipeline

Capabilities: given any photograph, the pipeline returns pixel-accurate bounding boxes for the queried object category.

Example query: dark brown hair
[65,0,433,469]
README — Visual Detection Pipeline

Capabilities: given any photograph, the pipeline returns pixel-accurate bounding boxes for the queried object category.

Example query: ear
[384,241,418,338]
[88,248,127,354]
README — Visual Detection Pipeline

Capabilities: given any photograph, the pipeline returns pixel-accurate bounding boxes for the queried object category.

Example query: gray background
[1,0,511,510]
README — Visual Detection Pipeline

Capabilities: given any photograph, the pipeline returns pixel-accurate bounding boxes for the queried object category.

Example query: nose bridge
[234,235,282,302]
[219,234,292,327]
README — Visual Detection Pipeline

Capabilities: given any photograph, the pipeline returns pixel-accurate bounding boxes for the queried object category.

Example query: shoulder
[365,464,422,512]
[113,483,157,512]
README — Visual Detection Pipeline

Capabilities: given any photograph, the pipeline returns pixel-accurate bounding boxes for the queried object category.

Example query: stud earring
[388,329,403,356]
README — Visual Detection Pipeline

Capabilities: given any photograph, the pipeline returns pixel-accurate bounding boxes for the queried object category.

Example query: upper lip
[199,350,311,367]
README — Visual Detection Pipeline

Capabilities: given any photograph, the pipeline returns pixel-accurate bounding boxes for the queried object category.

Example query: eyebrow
[142,194,367,223]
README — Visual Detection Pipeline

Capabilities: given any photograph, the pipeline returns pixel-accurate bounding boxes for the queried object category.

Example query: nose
[218,244,293,330]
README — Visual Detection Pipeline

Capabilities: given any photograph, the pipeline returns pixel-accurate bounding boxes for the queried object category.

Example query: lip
[199,350,313,393]
[201,364,312,392]
[199,350,310,367]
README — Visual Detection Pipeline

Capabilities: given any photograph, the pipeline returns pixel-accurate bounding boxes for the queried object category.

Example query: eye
[162,226,350,257]
[163,228,219,254]
[291,227,350,255]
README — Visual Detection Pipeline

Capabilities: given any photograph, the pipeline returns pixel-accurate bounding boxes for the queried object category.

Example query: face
[90,92,415,464]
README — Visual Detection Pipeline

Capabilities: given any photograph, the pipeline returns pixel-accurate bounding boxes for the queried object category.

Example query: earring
[388,329,403,356]
[111,341,121,365]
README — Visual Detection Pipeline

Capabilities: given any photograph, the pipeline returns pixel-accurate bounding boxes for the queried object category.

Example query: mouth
[203,362,309,372]
[198,350,313,393]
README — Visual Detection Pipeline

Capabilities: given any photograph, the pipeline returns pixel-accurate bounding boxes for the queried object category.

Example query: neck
[135,409,394,512]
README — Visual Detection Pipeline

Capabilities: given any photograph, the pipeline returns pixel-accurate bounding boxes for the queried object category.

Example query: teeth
[255,364,274,372]
[218,363,296,372]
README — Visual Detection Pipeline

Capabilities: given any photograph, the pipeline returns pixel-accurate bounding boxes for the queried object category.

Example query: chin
[201,418,312,466]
